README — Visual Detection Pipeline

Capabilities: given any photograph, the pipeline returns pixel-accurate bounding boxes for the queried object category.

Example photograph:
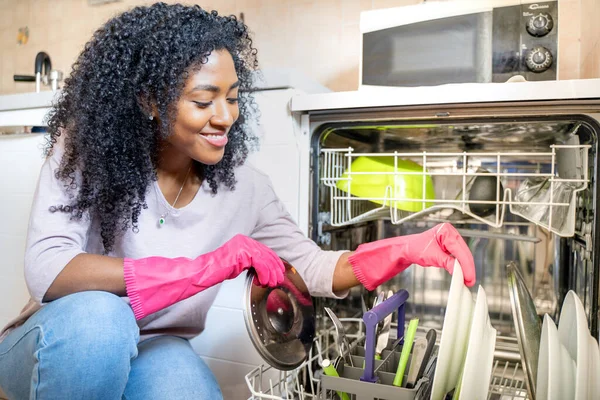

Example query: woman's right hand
[123,234,285,320]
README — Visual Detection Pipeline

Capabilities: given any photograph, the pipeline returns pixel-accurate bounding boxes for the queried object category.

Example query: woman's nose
[210,100,235,127]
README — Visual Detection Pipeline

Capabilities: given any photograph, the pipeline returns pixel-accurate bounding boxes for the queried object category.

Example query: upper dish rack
[320,144,591,237]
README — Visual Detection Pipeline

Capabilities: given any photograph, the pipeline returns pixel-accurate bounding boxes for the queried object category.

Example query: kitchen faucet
[13,51,63,92]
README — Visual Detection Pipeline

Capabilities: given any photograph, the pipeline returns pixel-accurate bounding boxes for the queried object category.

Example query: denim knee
[53,291,139,344]
[0,291,140,399]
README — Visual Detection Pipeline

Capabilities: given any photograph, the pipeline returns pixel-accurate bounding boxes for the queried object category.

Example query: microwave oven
[359,0,558,88]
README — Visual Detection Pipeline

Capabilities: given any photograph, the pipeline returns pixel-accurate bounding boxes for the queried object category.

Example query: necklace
[158,164,192,226]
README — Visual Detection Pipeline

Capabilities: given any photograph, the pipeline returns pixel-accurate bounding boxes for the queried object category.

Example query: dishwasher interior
[247,114,599,400]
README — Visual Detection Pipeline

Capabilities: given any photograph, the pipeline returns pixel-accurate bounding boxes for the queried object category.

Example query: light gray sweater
[0,144,346,343]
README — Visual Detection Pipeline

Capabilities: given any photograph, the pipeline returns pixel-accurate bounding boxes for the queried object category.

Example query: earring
[149,115,154,121]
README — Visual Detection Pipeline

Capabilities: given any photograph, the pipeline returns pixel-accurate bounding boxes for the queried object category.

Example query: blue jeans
[0,291,223,400]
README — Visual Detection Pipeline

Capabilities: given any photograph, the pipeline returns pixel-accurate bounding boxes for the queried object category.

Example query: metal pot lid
[506,261,541,400]
[243,260,315,371]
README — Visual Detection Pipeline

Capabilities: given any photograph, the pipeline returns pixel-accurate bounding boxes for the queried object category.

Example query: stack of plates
[537,291,600,400]
[429,263,600,400]
[455,286,497,400]
[536,314,576,400]
[430,260,497,400]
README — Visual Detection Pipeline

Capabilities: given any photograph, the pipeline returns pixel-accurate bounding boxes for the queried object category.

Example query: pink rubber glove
[348,223,475,290]
[124,234,285,320]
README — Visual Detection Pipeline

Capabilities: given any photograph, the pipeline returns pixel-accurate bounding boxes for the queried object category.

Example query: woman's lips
[201,133,228,147]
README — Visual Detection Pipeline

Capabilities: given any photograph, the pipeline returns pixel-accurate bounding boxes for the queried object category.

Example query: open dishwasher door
[246,79,600,400]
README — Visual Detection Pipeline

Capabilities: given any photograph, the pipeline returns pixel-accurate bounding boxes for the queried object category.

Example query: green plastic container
[336,156,435,212]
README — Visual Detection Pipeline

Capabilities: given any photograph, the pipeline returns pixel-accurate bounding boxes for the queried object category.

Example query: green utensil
[452,367,464,400]
[392,318,419,387]
[322,358,350,400]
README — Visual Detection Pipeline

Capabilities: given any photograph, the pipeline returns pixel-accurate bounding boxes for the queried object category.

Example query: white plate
[457,286,497,400]
[557,291,589,400]
[536,314,575,400]
[430,260,474,400]
[587,335,600,398]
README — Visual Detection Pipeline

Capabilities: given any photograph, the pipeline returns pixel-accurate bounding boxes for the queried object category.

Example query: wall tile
[46,0,67,25]
[12,0,31,28]
[58,38,85,76]
[13,44,38,79]
[557,0,581,81]
[288,0,343,87]
[592,1,600,52]
[580,53,594,79]
[558,0,580,40]
[1,70,16,95]
[0,2,16,28]
[330,23,361,91]
[342,0,372,26]
[0,0,598,95]
[208,0,237,15]
[30,0,50,29]
[0,27,14,53]
[590,41,600,79]
[580,0,595,62]
[372,0,420,10]
[558,35,580,80]
[579,0,600,79]
[237,0,293,70]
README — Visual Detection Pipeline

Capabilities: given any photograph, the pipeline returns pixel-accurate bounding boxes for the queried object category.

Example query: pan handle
[360,289,409,383]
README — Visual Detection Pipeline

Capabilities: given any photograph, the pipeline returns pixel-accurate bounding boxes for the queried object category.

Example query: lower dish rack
[245,319,529,400]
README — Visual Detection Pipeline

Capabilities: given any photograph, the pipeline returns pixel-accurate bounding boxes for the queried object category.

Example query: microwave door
[361,12,493,87]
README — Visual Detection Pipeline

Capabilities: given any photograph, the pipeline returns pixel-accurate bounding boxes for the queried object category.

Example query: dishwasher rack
[245,319,528,400]
[320,145,590,238]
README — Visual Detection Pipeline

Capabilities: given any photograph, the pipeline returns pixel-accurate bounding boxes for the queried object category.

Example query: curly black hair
[45,3,259,253]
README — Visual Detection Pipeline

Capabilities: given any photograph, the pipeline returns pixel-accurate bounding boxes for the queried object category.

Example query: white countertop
[0,91,58,112]
[290,79,600,112]
[0,91,57,127]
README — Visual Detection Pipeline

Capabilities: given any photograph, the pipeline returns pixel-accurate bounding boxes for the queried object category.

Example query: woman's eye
[227,98,239,104]
[193,101,212,108]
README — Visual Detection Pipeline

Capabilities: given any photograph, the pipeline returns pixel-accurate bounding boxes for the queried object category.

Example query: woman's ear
[138,94,158,121]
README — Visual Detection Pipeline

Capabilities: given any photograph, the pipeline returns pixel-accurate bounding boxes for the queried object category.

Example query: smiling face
[163,49,240,167]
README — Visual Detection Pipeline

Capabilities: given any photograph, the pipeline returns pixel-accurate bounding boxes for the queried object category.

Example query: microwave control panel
[492,1,558,82]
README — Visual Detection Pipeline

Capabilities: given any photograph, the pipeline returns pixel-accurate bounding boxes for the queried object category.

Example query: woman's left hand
[347,223,476,290]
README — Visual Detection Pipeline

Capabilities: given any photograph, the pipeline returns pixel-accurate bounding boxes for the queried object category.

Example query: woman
[0,3,475,399]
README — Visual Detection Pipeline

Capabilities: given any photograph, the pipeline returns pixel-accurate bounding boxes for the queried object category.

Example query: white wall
[0,133,45,328]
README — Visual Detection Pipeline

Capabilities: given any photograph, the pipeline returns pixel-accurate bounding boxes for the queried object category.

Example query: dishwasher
[244,80,600,400]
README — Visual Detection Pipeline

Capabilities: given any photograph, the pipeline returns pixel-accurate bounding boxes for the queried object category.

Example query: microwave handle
[360,289,409,383]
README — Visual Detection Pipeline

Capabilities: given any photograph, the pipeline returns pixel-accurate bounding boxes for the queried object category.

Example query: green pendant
[159,216,166,225]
